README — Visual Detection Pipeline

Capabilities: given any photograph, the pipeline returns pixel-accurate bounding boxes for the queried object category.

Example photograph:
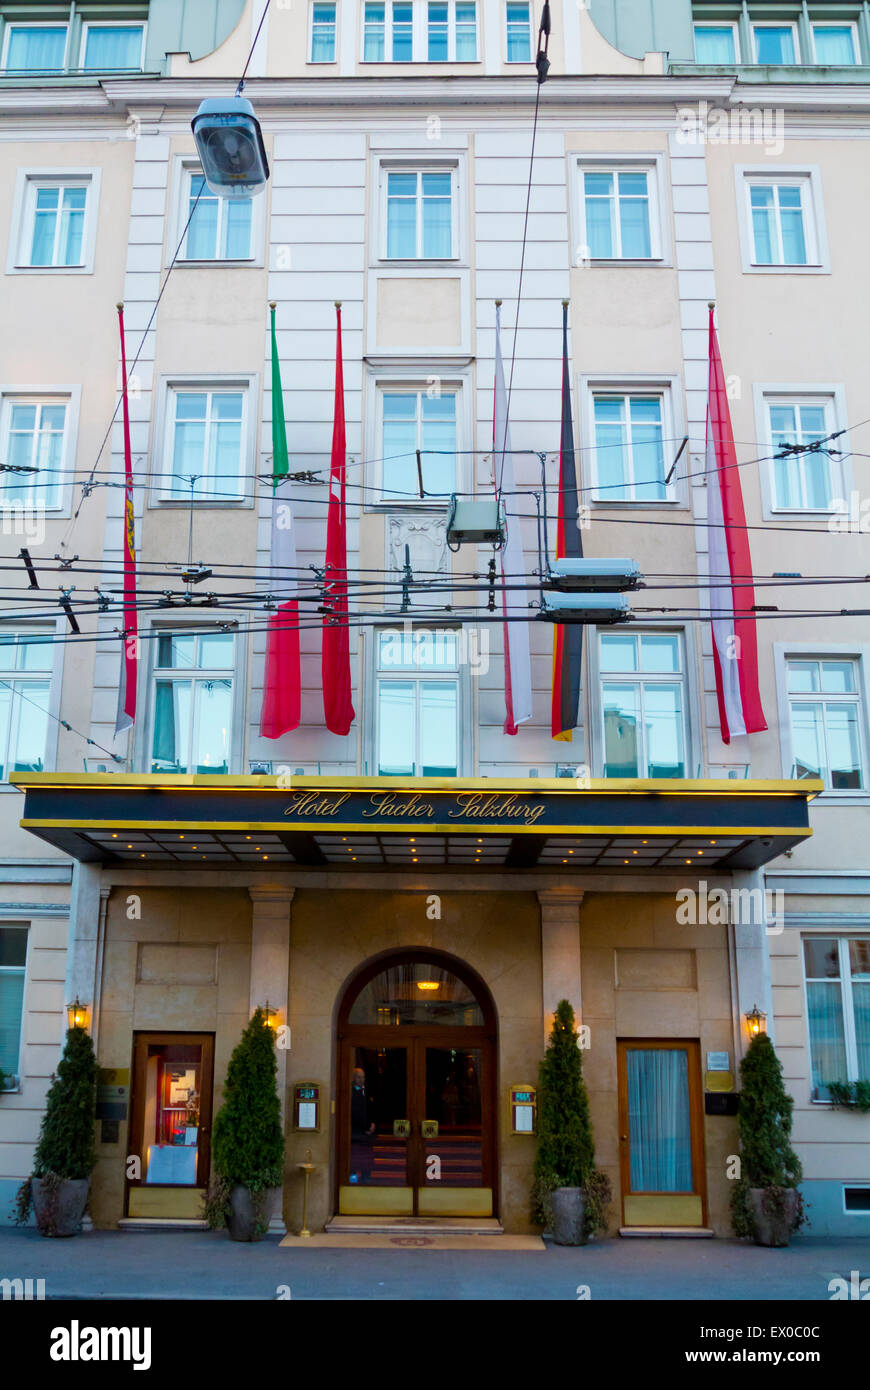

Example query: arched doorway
[336,950,497,1218]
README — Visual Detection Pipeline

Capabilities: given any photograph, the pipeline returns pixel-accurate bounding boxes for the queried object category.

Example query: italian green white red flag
[706,306,767,742]
[260,303,301,737]
[114,303,137,737]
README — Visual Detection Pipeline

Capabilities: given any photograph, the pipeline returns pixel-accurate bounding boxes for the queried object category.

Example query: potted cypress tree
[531,999,611,1245]
[204,1008,284,1242]
[15,1024,97,1237]
[731,1032,806,1247]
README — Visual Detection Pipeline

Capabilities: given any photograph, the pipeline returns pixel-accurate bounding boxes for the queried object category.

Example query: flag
[551,301,583,741]
[706,305,767,743]
[114,303,137,737]
[322,302,355,735]
[493,302,532,733]
[260,303,301,738]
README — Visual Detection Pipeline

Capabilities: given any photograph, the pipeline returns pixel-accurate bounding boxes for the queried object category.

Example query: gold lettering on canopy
[284,791,352,819]
[282,789,548,827]
[363,793,435,819]
[450,794,546,826]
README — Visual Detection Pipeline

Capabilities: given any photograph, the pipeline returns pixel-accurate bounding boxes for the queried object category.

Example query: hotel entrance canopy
[12,774,821,872]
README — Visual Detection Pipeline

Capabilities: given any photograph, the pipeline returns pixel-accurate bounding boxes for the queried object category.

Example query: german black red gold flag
[551,301,583,741]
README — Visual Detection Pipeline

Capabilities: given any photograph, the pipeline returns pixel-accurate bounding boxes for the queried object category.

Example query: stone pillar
[63,862,104,1046]
[248,886,294,1235]
[730,867,775,1057]
[537,888,584,1048]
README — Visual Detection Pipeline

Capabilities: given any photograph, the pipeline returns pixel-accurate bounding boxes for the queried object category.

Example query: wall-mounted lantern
[66,997,89,1030]
[745,1004,767,1038]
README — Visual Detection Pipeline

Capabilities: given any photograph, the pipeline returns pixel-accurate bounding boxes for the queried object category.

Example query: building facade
[0,0,867,1236]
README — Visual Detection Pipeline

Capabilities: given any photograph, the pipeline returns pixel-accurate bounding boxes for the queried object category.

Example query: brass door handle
[620,1134,628,1141]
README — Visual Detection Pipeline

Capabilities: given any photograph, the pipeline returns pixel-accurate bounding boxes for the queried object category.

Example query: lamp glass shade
[191,97,269,199]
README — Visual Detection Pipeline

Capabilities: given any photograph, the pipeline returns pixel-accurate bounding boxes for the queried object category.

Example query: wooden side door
[617,1039,706,1228]
[127,1032,215,1220]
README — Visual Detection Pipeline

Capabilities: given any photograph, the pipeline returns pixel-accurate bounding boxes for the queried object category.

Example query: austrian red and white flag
[493,303,532,733]
[321,303,355,735]
[706,306,767,743]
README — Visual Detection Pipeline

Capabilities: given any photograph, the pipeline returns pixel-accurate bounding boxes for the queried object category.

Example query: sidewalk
[2,1227,868,1300]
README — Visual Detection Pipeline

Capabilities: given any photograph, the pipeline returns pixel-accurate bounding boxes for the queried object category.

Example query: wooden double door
[337,1030,495,1218]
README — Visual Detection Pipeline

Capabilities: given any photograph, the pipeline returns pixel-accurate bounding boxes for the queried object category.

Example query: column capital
[537,887,585,910]
[248,885,296,907]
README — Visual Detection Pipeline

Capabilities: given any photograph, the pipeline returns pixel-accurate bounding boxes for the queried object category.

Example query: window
[0,397,68,509]
[385,169,453,258]
[310,2,337,61]
[767,397,837,510]
[788,659,864,789]
[599,632,687,778]
[22,179,89,268]
[162,387,247,502]
[381,388,457,500]
[506,1,532,61]
[812,24,858,65]
[0,927,27,1088]
[427,1,477,60]
[2,24,68,72]
[582,169,655,260]
[693,23,738,64]
[0,633,53,782]
[81,23,144,71]
[753,23,798,64]
[151,632,234,774]
[746,177,816,266]
[375,629,459,775]
[364,1,413,60]
[803,937,870,1100]
[591,392,670,502]
[184,173,253,261]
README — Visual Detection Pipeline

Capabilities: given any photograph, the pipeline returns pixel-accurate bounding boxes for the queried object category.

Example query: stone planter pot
[552,1186,587,1246]
[32,1177,89,1238]
[749,1187,800,1247]
[226,1184,274,1242]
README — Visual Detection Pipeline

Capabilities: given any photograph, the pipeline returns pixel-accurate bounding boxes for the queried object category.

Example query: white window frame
[735,165,829,275]
[365,366,472,508]
[365,622,471,775]
[361,0,416,62]
[308,0,338,62]
[0,924,28,1090]
[802,934,870,1099]
[0,623,64,786]
[145,627,239,777]
[573,154,670,268]
[380,163,458,261]
[774,643,870,803]
[580,374,685,507]
[0,21,70,73]
[169,157,265,268]
[79,20,146,72]
[692,21,740,64]
[754,385,851,518]
[587,626,701,780]
[751,20,800,64]
[371,152,466,269]
[425,0,478,61]
[151,375,259,508]
[0,386,79,515]
[810,20,859,65]
[374,625,462,775]
[7,168,101,275]
[786,657,866,792]
[505,0,533,63]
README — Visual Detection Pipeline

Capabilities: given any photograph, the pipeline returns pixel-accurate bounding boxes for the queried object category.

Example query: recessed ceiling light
[111,833,117,839]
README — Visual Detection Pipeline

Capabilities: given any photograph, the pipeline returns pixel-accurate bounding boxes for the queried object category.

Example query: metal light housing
[545,557,643,592]
[446,497,506,547]
[191,96,269,198]
[538,592,630,625]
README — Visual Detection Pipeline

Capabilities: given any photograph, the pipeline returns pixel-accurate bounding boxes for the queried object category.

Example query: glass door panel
[418,1045,492,1217]
[339,1045,414,1215]
[127,1033,214,1219]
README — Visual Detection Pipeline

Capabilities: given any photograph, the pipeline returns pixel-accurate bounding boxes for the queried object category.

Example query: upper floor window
[2,24,68,73]
[693,23,738,64]
[427,1,477,60]
[184,173,253,261]
[310,2,337,61]
[506,1,532,61]
[767,397,836,511]
[582,169,655,260]
[599,631,687,779]
[591,391,671,502]
[811,24,858,65]
[364,1,413,60]
[161,386,247,503]
[385,169,453,258]
[787,658,865,789]
[151,631,234,774]
[28,183,88,267]
[81,23,145,71]
[380,387,457,500]
[803,937,870,1101]
[752,23,797,64]
[0,633,53,782]
[376,628,459,775]
[0,396,68,510]
[0,927,27,1089]
[746,176,817,267]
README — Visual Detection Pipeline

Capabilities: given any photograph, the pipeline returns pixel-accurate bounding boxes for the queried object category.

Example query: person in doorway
[349,1065,376,1185]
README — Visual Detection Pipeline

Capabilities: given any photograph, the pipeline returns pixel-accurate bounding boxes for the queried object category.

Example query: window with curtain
[753,24,798,64]
[804,937,870,1099]
[747,178,814,265]
[767,398,836,510]
[184,172,253,260]
[812,24,858,65]
[380,387,457,499]
[376,628,459,776]
[25,181,88,267]
[310,2,337,60]
[427,0,477,60]
[163,387,246,501]
[626,1048,693,1192]
[1,397,67,509]
[150,632,234,774]
[363,0,412,60]
[592,392,669,501]
[600,631,687,779]
[385,168,453,258]
[505,1,532,61]
[81,24,144,71]
[0,633,53,782]
[0,927,27,1087]
[583,169,654,260]
[3,25,68,72]
[787,659,864,789]
[693,24,738,64]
